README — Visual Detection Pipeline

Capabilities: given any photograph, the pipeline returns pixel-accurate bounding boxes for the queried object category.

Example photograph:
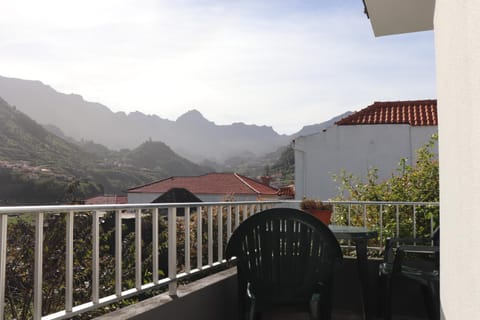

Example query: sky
[0,0,436,135]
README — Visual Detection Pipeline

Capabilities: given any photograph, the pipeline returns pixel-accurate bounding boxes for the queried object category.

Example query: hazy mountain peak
[176,109,208,123]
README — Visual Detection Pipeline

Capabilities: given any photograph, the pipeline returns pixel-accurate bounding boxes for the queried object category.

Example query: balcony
[0,200,439,319]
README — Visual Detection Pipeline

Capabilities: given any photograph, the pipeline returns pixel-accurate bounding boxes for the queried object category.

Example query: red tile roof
[85,195,128,205]
[335,100,437,126]
[128,173,279,196]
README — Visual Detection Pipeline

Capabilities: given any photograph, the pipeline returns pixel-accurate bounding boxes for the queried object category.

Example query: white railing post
[363,204,367,227]
[168,207,177,295]
[379,204,383,241]
[0,214,8,320]
[33,212,44,320]
[135,209,142,290]
[185,207,191,273]
[396,205,400,237]
[332,205,336,224]
[152,208,159,284]
[92,211,100,304]
[66,211,74,313]
[217,206,223,262]
[413,205,417,238]
[115,210,122,296]
[235,205,240,229]
[196,206,202,270]
[431,213,434,236]
[208,206,213,266]
[227,205,232,240]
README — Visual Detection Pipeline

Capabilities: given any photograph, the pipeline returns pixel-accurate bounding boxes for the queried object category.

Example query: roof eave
[363,0,435,37]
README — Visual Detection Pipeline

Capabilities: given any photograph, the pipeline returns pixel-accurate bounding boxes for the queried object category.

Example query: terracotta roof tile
[128,173,278,196]
[335,100,437,126]
[85,195,128,205]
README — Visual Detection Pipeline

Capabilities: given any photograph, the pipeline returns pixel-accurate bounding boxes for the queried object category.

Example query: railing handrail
[0,200,284,215]
[0,200,440,215]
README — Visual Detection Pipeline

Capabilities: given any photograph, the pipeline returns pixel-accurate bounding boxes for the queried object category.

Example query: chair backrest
[225,208,343,304]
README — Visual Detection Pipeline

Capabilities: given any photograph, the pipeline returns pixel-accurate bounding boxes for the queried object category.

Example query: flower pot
[304,209,332,225]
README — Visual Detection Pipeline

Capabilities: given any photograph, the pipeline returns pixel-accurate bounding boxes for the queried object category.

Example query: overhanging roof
[363,0,435,37]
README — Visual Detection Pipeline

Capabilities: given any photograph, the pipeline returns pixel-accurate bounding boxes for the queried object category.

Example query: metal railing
[329,200,439,251]
[0,200,438,319]
[0,201,280,320]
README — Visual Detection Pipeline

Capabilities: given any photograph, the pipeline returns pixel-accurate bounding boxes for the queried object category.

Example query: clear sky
[0,0,435,135]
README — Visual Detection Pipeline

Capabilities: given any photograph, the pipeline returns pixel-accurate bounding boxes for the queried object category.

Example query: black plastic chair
[379,228,440,320]
[225,208,343,320]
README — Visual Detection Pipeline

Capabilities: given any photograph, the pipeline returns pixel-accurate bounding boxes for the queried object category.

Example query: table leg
[354,239,374,320]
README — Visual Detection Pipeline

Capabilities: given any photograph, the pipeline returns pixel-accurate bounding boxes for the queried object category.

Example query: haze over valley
[0,75,350,204]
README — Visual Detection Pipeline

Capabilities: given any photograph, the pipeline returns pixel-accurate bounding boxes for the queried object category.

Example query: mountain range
[0,97,210,204]
[0,75,351,163]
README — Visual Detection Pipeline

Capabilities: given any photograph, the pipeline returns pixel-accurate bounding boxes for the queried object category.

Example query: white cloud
[0,0,435,134]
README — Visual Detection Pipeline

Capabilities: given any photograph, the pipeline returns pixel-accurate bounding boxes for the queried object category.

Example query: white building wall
[128,193,160,204]
[294,124,437,200]
[435,1,480,318]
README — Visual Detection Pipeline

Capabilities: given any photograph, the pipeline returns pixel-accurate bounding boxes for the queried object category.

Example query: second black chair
[379,228,440,320]
[225,208,343,320]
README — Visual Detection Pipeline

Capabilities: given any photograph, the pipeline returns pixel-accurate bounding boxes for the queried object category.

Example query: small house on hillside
[127,172,279,203]
[294,99,438,200]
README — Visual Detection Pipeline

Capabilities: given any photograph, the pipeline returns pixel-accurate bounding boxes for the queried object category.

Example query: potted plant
[300,198,333,225]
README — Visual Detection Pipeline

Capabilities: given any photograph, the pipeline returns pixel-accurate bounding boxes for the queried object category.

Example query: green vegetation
[270,143,294,184]
[332,134,439,240]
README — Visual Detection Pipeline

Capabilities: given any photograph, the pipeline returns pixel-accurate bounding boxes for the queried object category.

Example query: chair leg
[246,296,258,320]
[421,281,440,320]
[382,277,393,320]
[310,298,320,320]
[311,282,333,320]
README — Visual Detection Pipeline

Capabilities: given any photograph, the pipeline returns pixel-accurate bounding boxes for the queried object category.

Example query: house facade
[294,100,437,200]
[127,172,279,203]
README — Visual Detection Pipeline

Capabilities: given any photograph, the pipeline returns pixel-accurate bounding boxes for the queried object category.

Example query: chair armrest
[386,237,435,246]
[397,245,439,254]
[384,237,436,262]
[392,245,439,275]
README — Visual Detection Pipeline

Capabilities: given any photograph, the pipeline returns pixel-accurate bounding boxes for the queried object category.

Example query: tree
[333,134,439,239]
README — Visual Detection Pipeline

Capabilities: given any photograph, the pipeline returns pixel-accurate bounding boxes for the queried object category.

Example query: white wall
[435,1,480,318]
[128,193,160,204]
[294,124,437,200]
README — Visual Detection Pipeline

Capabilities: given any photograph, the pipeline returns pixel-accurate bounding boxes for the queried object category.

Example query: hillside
[0,76,290,162]
[0,98,210,204]
[217,113,348,185]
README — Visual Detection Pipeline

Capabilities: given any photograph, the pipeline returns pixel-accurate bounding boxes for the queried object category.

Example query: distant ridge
[293,111,353,137]
[0,75,352,163]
